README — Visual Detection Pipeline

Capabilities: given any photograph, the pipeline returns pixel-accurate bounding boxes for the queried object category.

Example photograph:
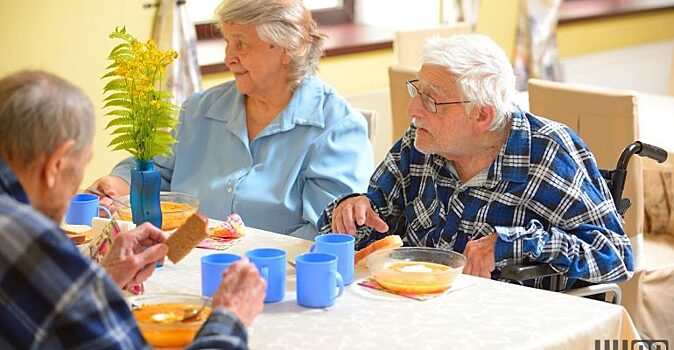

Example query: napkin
[357,276,474,301]
[197,236,240,250]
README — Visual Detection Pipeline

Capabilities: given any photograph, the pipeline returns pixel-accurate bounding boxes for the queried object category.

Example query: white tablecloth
[144,227,639,350]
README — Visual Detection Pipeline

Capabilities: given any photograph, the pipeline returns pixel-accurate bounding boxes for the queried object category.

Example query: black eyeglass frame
[406,79,473,113]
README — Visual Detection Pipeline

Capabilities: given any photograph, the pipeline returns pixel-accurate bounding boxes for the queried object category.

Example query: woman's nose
[225,46,238,65]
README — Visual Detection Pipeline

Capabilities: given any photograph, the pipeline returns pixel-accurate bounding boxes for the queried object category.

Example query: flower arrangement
[101,27,179,161]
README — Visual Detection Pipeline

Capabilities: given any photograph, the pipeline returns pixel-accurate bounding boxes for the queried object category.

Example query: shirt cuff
[197,307,248,342]
[494,226,525,261]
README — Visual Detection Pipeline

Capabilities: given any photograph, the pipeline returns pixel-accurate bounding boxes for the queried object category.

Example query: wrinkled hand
[463,234,497,279]
[101,223,168,289]
[212,259,266,327]
[88,176,130,213]
[331,195,389,235]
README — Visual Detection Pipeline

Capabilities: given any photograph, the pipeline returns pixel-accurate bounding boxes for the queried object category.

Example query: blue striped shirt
[0,157,249,349]
[319,109,634,291]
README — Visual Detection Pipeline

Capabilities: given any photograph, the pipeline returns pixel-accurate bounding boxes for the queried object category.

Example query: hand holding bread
[100,222,168,289]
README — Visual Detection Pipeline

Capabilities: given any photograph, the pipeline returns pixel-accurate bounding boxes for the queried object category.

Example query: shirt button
[227,186,233,193]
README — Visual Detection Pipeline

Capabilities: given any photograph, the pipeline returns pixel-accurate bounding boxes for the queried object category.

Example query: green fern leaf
[108,134,135,147]
[106,117,135,129]
[103,92,130,102]
[105,109,131,117]
[104,99,132,109]
[103,78,127,92]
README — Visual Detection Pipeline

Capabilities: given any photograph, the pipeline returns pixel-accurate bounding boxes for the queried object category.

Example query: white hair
[0,70,94,165]
[215,0,326,89]
[421,34,517,130]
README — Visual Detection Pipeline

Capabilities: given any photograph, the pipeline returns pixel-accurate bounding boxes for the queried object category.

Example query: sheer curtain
[443,0,480,28]
[513,0,563,91]
[152,0,202,107]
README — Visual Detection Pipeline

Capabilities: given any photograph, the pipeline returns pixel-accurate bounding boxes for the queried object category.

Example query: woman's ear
[42,140,75,188]
[281,49,291,67]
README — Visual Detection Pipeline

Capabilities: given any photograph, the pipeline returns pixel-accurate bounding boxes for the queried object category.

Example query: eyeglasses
[406,79,473,113]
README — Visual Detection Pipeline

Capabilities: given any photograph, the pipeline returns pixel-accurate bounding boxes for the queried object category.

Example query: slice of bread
[354,235,403,265]
[61,224,93,244]
[165,212,209,264]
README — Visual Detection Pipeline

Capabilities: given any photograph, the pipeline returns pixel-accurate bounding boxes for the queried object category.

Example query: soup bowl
[128,293,211,347]
[366,247,466,294]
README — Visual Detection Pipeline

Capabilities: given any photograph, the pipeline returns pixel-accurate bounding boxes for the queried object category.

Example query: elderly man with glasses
[318,34,633,291]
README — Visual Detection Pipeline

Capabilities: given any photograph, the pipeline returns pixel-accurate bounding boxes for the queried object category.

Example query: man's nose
[407,95,426,121]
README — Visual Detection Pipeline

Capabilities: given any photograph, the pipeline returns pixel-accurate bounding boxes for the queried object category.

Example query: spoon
[86,187,131,209]
[180,301,208,323]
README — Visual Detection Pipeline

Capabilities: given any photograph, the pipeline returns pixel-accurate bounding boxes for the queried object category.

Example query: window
[189,0,354,40]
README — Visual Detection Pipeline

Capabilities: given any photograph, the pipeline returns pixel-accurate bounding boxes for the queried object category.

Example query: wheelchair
[499,141,668,304]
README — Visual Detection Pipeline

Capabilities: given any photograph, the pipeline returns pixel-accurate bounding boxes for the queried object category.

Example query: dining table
[143,225,639,350]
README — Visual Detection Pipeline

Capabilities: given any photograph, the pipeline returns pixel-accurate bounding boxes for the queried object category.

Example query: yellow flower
[102,27,179,161]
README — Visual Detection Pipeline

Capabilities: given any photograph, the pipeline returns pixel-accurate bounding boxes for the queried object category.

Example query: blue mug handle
[309,244,315,252]
[331,270,344,300]
[99,206,112,219]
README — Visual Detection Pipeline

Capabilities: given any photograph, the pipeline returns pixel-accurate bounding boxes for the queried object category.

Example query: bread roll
[355,235,403,265]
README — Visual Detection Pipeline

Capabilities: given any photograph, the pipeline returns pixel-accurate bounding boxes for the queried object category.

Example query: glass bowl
[115,192,199,231]
[128,293,211,348]
[366,247,466,294]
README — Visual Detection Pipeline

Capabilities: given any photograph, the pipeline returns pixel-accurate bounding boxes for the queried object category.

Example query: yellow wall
[0,0,155,186]
[557,9,674,57]
[2,1,674,186]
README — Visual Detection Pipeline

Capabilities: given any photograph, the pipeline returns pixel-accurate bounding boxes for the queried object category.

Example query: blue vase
[130,159,162,228]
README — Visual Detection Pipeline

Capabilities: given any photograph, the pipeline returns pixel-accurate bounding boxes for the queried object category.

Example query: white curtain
[513,0,563,91]
[152,0,202,107]
[443,0,480,29]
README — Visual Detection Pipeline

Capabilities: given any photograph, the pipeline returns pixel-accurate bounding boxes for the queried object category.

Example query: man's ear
[42,140,76,188]
[474,105,496,132]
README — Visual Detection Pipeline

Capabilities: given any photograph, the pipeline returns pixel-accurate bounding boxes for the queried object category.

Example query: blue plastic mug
[245,248,286,303]
[201,253,241,297]
[311,234,355,285]
[296,252,344,308]
[64,193,111,226]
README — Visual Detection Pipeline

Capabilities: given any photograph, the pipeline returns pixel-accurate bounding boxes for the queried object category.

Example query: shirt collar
[205,75,326,136]
[0,156,31,205]
[486,107,531,185]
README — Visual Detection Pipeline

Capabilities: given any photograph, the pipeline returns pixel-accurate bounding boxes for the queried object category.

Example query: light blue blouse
[111,76,373,239]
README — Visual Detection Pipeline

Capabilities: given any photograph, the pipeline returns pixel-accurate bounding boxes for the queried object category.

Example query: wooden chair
[387,65,416,142]
[527,79,674,340]
[357,108,378,145]
[394,23,472,67]
[669,45,674,96]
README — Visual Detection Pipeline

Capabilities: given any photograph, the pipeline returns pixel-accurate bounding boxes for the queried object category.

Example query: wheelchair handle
[617,141,668,170]
[636,141,668,163]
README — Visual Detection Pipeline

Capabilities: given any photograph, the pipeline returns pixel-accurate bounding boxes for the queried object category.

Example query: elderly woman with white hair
[92,0,373,239]
[320,33,634,292]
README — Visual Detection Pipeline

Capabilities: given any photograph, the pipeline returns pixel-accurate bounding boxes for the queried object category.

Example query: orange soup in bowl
[119,202,194,231]
[133,302,211,347]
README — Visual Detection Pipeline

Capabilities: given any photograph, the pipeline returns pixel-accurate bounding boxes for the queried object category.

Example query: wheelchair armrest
[564,283,622,304]
[500,262,560,282]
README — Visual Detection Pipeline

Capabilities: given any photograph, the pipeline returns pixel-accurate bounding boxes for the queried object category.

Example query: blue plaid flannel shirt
[0,157,249,349]
[319,109,634,291]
